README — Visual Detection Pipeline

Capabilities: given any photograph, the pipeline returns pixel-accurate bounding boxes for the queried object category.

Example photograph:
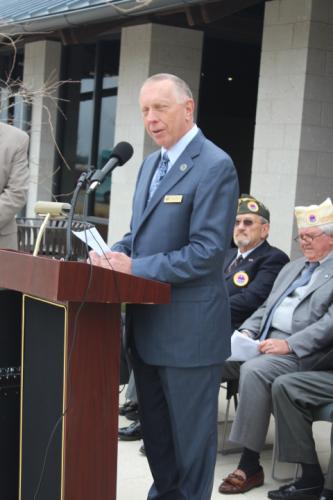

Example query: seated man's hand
[259,339,290,356]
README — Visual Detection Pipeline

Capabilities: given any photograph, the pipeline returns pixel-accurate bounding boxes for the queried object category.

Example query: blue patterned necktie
[260,261,319,340]
[148,152,170,202]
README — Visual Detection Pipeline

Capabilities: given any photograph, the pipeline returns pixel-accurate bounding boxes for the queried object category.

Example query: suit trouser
[272,371,333,490]
[130,340,223,500]
[223,352,299,452]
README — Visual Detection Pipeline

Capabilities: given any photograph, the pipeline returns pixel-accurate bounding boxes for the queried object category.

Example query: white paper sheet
[72,226,110,256]
[228,330,260,361]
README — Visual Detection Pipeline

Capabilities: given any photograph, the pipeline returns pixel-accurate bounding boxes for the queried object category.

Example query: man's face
[139,79,194,149]
[297,227,333,261]
[233,213,269,252]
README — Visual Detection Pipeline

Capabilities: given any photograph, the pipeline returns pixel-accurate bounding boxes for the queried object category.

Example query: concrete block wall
[251,0,333,257]
[108,23,203,245]
[23,40,62,216]
[296,0,333,231]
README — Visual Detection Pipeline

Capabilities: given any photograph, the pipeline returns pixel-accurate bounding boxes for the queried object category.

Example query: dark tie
[148,152,170,202]
[260,261,319,340]
[226,255,243,274]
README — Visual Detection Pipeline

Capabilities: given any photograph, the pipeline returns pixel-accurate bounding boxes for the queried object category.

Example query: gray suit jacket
[241,254,333,370]
[113,129,239,368]
[0,122,29,249]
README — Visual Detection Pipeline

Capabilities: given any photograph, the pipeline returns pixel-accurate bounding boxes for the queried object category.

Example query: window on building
[57,40,120,236]
[0,51,30,130]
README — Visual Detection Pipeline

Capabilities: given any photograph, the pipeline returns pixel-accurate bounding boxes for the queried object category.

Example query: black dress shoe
[118,421,142,441]
[139,443,146,456]
[125,408,140,421]
[119,401,138,416]
[268,481,323,500]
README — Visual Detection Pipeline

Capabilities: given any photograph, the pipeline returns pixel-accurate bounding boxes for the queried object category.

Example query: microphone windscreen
[34,201,71,217]
[112,142,134,165]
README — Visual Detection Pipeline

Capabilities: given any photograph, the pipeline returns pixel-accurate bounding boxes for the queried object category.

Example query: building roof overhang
[0,0,267,37]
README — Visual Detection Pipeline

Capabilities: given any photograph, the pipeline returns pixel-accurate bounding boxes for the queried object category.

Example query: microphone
[87,141,133,194]
[35,201,71,217]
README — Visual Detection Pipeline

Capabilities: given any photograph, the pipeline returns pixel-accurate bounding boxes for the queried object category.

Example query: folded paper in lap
[228,330,260,361]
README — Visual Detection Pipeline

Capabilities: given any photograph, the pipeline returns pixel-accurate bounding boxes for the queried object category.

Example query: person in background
[0,121,29,249]
[224,194,289,330]
[268,370,333,500]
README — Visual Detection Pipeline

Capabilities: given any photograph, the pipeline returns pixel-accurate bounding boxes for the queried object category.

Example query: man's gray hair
[259,216,269,225]
[319,222,333,235]
[143,73,193,102]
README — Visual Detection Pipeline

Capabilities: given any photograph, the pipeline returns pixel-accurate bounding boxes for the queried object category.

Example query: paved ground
[117,389,331,499]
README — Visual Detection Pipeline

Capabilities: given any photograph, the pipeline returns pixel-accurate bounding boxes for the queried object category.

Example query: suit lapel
[299,259,333,302]
[146,151,193,213]
[265,257,333,321]
[264,259,305,317]
[244,241,269,262]
[133,131,204,241]
[225,241,270,276]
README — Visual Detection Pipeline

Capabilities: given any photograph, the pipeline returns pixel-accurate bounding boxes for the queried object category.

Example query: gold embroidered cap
[237,194,270,222]
[295,198,333,229]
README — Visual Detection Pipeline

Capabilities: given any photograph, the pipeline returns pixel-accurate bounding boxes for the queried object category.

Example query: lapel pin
[180,164,188,172]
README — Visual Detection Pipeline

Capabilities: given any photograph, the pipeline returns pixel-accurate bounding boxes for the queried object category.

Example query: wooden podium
[0,249,170,500]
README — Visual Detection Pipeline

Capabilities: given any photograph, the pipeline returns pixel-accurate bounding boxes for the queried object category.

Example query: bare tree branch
[106,0,154,14]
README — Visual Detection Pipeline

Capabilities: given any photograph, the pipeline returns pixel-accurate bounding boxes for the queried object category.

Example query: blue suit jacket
[113,130,239,367]
[224,241,289,329]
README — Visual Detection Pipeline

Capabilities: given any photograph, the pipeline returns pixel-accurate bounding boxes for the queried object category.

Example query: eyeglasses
[235,218,267,227]
[294,232,324,243]
[235,219,255,227]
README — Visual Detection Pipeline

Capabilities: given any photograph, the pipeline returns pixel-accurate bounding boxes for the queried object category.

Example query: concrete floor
[117,389,331,500]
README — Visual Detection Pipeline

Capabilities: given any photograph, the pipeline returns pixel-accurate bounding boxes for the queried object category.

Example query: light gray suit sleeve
[288,301,333,358]
[239,300,268,337]
[241,258,333,357]
[239,260,301,337]
[131,156,238,284]
[0,131,29,230]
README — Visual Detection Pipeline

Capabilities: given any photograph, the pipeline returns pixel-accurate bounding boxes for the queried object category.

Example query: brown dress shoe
[218,467,264,494]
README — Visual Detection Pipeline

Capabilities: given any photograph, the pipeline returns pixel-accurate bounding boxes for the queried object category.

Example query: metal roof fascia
[0,0,200,34]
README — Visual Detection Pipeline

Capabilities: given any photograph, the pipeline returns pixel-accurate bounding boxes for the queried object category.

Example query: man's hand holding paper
[228,329,260,361]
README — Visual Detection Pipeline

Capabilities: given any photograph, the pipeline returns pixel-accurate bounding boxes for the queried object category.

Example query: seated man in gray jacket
[219,197,333,495]
[268,370,333,500]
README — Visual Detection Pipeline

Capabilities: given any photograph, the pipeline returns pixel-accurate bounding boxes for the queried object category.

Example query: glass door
[56,40,120,238]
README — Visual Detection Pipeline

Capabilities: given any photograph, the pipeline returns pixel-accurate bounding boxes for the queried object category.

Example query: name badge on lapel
[164,195,183,203]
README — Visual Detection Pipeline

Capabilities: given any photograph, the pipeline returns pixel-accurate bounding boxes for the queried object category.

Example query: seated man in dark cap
[220,195,289,449]
[224,194,289,330]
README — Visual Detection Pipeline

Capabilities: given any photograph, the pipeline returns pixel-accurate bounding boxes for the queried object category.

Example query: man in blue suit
[91,73,239,499]
[224,194,289,330]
